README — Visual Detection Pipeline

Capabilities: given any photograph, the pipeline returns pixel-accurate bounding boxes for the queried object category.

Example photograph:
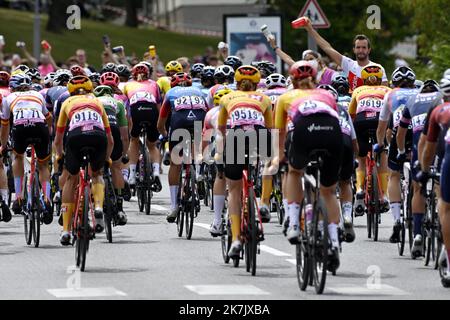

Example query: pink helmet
[100,72,120,87]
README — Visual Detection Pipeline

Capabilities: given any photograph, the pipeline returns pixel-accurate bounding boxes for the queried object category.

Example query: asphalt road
[0,169,448,300]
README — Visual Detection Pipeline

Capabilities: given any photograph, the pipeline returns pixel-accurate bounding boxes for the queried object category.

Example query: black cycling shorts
[12,123,50,161]
[65,128,107,175]
[388,128,413,171]
[353,112,379,157]
[129,101,159,142]
[110,125,123,162]
[288,114,343,187]
[224,125,271,181]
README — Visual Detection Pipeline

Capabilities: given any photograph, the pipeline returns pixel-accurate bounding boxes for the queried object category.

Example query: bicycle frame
[72,167,94,235]
[364,150,384,210]
[240,164,263,244]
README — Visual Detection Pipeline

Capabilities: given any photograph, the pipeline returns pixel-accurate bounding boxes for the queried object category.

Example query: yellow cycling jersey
[348,85,391,117]
[218,90,273,129]
[274,89,310,130]
[157,76,171,95]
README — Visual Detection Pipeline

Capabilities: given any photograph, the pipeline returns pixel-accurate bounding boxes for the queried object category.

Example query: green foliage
[401,0,450,80]
[270,0,412,77]
[0,8,219,68]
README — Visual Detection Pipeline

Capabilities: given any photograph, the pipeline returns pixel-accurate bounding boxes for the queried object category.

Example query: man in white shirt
[301,17,388,91]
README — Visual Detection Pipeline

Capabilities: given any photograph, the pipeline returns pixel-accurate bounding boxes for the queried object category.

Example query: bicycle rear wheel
[145,163,152,215]
[185,165,196,240]
[31,176,41,247]
[296,208,310,291]
[104,181,113,243]
[372,171,380,242]
[398,216,406,256]
[23,178,32,245]
[176,170,185,237]
[221,215,231,263]
[248,187,258,276]
[406,182,414,251]
[312,198,328,294]
[76,186,90,272]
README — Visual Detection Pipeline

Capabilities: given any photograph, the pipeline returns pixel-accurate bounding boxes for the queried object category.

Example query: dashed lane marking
[185,285,270,295]
[47,287,127,298]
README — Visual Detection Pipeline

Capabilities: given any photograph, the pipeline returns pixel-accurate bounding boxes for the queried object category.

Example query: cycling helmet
[9,73,32,90]
[101,62,116,74]
[140,61,153,76]
[224,56,243,71]
[444,69,450,78]
[214,65,234,83]
[100,72,120,87]
[53,69,72,86]
[93,85,114,97]
[392,66,416,85]
[67,75,93,95]
[414,79,424,89]
[331,74,350,95]
[440,76,450,96]
[265,73,287,88]
[88,72,101,85]
[26,68,41,82]
[250,61,260,68]
[213,87,232,106]
[31,83,43,92]
[43,72,56,87]
[131,63,150,80]
[13,64,30,74]
[289,60,317,80]
[201,66,216,80]
[0,71,10,85]
[171,72,192,88]
[317,84,339,101]
[165,60,183,74]
[70,64,86,76]
[191,63,205,78]
[234,65,261,84]
[361,63,383,80]
[256,61,277,78]
[116,64,131,79]
[421,79,440,93]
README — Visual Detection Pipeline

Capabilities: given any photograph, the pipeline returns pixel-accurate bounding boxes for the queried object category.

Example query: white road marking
[152,205,168,211]
[185,285,270,295]
[47,287,127,298]
[327,284,409,296]
[286,259,296,265]
[195,223,292,257]
[259,245,291,257]
[194,222,211,230]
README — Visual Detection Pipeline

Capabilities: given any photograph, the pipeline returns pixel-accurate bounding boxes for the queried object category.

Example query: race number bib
[69,109,104,131]
[393,105,405,128]
[357,98,383,113]
[173,95,207,111]
[13,106,45,125]
[411,113,427,132]
[297,100,338,118]
[130,92,156,105]
[230,107,264,127]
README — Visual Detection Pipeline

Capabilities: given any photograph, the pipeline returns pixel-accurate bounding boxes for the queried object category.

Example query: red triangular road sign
[299,0,330,29]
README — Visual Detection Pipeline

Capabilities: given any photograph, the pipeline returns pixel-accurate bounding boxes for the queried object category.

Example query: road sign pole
[308,34,317,51]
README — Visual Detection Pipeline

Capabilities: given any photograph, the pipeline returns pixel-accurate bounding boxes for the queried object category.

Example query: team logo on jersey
[187,110,196,120]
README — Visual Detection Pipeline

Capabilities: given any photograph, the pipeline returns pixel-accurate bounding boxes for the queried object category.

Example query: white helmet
[444,68,450,78]
[265,73,287,88]
[439,76,450,97]
[43,72,56,87]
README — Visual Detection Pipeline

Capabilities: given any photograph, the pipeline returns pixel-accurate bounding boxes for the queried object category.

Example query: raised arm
[303,17,343,66]
[268,37,295,67]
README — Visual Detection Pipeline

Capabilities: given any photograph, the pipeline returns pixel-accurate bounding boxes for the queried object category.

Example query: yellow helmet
[213,87,232,106]
[67,75,93,95]
[361,63,383,80]
[234,65,261,84]
[165,60,183,73]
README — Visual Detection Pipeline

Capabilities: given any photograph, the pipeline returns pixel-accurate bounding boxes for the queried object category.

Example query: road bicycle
[296,149,333,294]
[136,122,154,215]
